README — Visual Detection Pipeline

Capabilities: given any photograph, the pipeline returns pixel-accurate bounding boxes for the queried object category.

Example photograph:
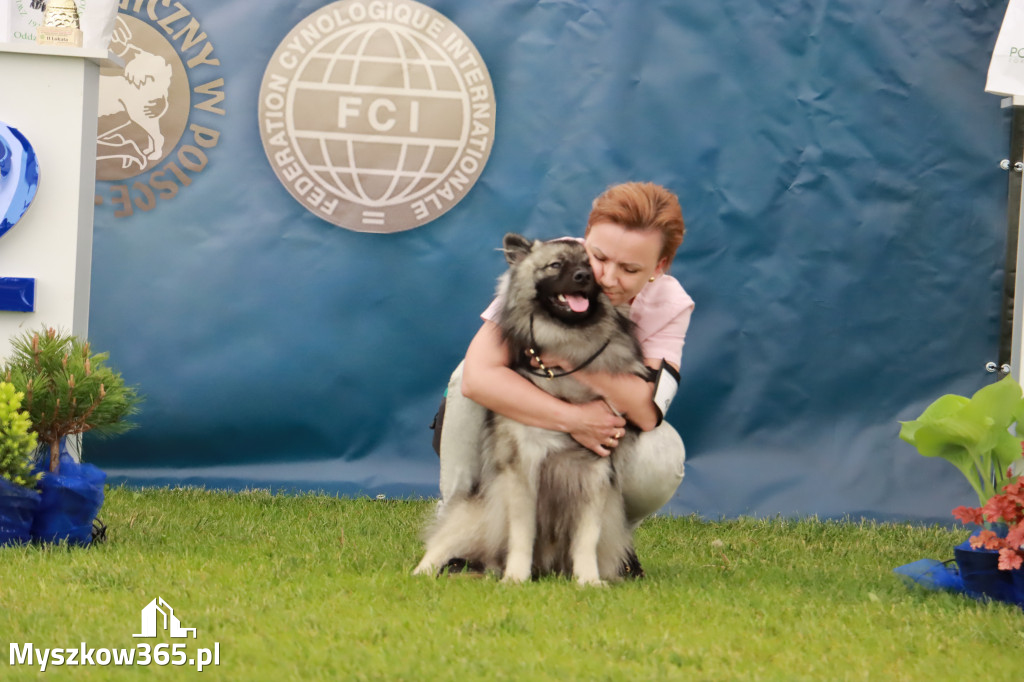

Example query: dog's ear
[502,233,534,266]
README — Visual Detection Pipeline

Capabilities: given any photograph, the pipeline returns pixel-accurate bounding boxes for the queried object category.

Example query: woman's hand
[570,361,674,432]
[463,321,627,456]
[567,400,628,457]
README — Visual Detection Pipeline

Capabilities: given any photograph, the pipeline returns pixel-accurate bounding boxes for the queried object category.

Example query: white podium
[0,42,105,360]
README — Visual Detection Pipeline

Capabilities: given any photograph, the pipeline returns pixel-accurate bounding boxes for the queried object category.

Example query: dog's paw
[411,561,435,576]
[500,568,531,584]
[576,575,608,588]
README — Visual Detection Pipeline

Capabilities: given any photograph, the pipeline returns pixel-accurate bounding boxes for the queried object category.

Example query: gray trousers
[438,362,686,528]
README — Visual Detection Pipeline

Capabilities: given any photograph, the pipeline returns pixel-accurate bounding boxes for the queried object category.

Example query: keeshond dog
[414,234,649,585]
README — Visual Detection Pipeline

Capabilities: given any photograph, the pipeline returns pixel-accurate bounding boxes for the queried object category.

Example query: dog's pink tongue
[566,295,589,313]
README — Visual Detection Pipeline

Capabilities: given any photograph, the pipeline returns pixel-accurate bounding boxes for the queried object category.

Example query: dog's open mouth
[552,293,590,314]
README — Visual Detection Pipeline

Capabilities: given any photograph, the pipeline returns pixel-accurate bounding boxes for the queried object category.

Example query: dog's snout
[573,268,592,284]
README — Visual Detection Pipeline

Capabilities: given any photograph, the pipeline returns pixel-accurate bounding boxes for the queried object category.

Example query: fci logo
[259,0,497,233]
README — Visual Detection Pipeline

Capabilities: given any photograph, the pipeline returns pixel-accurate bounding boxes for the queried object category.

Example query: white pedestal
[0,42,104,361]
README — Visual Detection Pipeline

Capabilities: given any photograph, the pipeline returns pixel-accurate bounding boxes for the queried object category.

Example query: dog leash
[523,314,611,380]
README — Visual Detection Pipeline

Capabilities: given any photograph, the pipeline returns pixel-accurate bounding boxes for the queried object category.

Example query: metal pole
[1004,105,1024,380]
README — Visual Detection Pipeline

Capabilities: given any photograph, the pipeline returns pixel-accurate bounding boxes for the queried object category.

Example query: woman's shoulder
[634,274,694,316]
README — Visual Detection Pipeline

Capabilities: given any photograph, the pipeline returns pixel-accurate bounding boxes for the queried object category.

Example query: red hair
[586,182,685,266]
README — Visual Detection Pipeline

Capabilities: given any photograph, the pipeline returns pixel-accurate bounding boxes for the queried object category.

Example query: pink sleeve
[638,304,693,368]
[481,296,502,322]
[630,276,695,368]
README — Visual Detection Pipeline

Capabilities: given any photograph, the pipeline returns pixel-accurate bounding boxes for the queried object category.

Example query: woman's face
[584,222,667,306]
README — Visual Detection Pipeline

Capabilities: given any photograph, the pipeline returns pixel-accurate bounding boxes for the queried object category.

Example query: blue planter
[0,477,41,546]
[30,440,106,546]
[1014,566,1024,607]
[954,540,1019,606]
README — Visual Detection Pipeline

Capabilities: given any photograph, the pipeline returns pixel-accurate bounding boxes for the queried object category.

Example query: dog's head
[502,233,602,324]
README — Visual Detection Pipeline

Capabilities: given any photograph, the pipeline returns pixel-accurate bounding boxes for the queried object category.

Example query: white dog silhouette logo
[133,597,197,639]
[98,16,175,172]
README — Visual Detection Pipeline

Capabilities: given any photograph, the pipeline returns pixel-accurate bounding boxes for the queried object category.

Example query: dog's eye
[547,261,562,270]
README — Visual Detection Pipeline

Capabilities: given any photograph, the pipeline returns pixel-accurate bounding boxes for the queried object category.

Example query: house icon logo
[133,597,197,639]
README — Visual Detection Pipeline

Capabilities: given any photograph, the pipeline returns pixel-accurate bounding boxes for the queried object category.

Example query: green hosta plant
[2,327,141,474]
[0,381,39,489]
[899,374,1024,506]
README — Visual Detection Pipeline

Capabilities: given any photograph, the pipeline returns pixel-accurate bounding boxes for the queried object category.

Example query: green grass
[1,487,1021,681]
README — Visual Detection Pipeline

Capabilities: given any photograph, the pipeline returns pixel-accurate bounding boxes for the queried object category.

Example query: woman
[439,182,694,537]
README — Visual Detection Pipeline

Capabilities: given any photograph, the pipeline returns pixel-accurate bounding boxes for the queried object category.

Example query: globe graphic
[289,23,473,207]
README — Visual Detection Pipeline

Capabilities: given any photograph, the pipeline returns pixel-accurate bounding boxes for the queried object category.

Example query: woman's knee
[619,423,686,525]
[437,362,488,501]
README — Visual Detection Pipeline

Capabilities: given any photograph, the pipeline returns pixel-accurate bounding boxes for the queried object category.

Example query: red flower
[953,475,1024,571]
[1001,480,1024,509]
[969,529,1005,550]
[982,495,1021,524]
[952,505,984,525]
[997,548,1023,571]
[1003,479,1024,497]
[1007,523,1024,550]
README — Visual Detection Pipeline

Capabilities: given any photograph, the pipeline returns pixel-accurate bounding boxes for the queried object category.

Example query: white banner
[987,0,1024,96]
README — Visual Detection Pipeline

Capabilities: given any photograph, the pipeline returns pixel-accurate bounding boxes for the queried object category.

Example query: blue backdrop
[85,0,1015,523]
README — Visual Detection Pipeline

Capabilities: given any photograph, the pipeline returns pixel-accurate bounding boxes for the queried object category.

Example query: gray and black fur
[414,234,648,585]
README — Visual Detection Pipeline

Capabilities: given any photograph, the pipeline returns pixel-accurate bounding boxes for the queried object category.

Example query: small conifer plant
[0,381,39,488]
[2,327,141,473]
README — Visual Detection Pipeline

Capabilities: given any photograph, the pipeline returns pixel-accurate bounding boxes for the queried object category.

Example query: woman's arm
[571,284,692,431]
[566,360,675,432]
[461,320,627,456]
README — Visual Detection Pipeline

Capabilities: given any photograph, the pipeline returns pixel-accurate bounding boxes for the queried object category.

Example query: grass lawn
[1,486,1021,681]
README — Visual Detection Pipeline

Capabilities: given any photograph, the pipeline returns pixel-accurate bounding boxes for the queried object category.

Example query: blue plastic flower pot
[0,477,40,546]
[954,540,1018,605]
[30,440,106,546]
[1013,567,1024,608]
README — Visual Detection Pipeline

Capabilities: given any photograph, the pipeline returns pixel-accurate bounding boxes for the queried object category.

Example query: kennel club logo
[94,2,226,219]
[258,0,496,233]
